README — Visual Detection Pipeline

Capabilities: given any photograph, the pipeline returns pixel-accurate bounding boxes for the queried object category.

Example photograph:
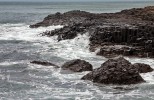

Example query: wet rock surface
[30,6,154,58]
[81,57,145,85]
[42,22,94,41]
[133,63,153,73]
[90,25,154,58]
[119,6,154,21]
[61,59,93,72]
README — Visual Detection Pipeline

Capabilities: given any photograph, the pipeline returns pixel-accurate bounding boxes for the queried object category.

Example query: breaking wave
[0,23,154,100]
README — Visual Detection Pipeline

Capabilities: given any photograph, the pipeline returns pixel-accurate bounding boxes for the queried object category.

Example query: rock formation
[61,59,93,72]
[30,6,154,58]
[133,63,153,73]
[81,57,145,85]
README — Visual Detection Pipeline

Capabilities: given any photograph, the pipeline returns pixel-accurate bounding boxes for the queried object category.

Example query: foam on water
[0,23,103,61]
[0,23,154,100]
[0,23,63,41]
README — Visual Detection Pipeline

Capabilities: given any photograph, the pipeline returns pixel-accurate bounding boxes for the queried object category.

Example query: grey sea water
[0,1,154,100]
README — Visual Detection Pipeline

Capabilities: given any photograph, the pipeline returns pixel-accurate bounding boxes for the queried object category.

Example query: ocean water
[0,1,154,100]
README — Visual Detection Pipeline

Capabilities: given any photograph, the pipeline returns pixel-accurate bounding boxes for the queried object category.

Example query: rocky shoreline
[30,6,154,85]
[31,57,153,85]
[30,6,154,58]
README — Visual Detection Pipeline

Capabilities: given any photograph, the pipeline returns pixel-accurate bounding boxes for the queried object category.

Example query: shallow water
[0,1,154,100]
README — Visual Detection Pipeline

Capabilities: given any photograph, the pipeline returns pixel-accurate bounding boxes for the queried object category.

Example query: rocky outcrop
[61,59,93,72]
[30,6,154,28]
[81,57,145,85]
[119,6,154,21]
[133,63,153,73]
[30,10,97,28]
[42,22,95,41]
[30,61,59,68]
[96,45,136,58]
[89,25,154,58]
[30,6,154,58]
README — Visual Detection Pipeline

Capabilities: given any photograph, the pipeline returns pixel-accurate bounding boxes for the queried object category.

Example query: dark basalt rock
[30,6,154,58]
[133,63,153,73]
[42,22,94,41]
[81,57,145,85]
[30,6,154,28]
[96,45,136,58]
[30,10,95,28]
[61,59,93,72]
[119,6,154,21]
[30,61,59,68]
[90,24,154,58]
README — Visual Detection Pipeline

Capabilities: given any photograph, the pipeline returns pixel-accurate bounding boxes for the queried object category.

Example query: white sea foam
[1,23,153,84]
[126,57,154,84]
[0,23,100,60]
[0,23,63,42]
[1,23,154,100]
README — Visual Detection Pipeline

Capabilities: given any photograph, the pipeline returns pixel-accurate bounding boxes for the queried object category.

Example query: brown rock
[61,59,93,72]
[133,63,153,73]
[82,57,145,85]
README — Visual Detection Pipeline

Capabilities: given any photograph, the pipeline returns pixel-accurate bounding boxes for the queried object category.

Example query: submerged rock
[133,63,153,73]
[61,59,93,72]
[30,61,59,68]
[82,57,145,85]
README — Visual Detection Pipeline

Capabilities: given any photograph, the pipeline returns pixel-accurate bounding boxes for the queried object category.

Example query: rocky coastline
[30,6,154,58]
[30,6,154,85]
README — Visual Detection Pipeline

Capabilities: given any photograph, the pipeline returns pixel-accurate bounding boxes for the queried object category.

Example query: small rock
[133,63,153,73]
[30,61,59,68]
[61,59,93,72]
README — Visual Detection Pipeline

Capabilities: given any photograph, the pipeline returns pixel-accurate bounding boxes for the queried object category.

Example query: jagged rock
[30,6,154,58]
[61,59,93,72]
[119,6,154,21]
[42,22,97,41]
[89,24,154,58]
[133,63,153,73]
[96,45,136,58]
[81,57,145,85]
[30,6,154,28]
[30,10,95,28]
[30,61,59,68]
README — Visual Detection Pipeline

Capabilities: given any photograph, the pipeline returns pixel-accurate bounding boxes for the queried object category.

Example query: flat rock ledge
[61,59,93,72]
[81,57,146,85]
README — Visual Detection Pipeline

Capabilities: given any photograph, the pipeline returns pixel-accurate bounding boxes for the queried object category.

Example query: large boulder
[61,59,93,72]
[82,57,145,85]
[133,63,153,73]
